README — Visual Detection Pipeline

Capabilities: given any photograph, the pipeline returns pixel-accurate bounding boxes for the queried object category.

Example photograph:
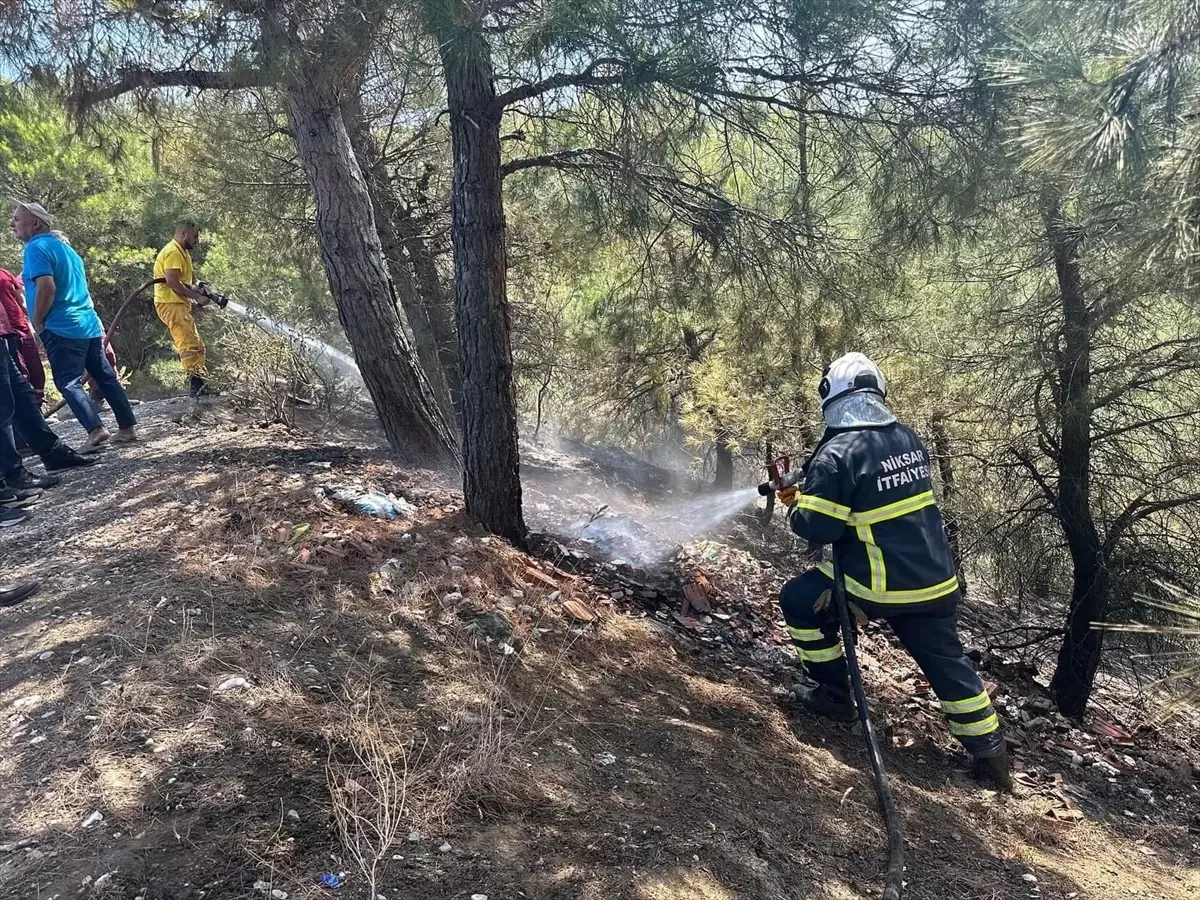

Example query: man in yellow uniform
[153,220,215,397]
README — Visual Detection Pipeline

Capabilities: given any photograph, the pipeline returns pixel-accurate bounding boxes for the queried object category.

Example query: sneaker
[0,487,42,509]
[0,507,30,528]
[974,748,1016,794]
[0,581,39,607]
[7,469,62,491]
[792,683,856,721]
[43,446,97,472]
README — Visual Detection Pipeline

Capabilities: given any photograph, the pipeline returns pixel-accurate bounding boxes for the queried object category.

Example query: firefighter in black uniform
[778,352,1013,790]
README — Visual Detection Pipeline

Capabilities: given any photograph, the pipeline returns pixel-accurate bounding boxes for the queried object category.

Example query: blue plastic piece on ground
[328,487,415,520]
[320,872,344,889]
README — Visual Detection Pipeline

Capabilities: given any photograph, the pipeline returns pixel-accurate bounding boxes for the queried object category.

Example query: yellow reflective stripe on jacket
[847,490,937,526]
[948,713,1000,737]
[843,573,960,606]
[787,626,826,642]
[799,644,845,664]
[792,494,852,521]
[940,692,992,715]
[857,524,886,593]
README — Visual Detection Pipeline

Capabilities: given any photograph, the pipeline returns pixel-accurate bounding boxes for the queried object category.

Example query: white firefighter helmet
[818,352,888,409]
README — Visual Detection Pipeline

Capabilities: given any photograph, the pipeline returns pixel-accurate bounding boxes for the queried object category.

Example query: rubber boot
[793,682,856,722]
[974,746,1015,793]
[190,375,220,398]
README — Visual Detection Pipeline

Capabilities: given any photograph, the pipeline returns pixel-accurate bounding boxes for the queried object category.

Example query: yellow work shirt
[153,239,194,304]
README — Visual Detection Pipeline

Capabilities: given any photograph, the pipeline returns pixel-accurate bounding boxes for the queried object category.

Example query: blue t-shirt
[22,232,103,339]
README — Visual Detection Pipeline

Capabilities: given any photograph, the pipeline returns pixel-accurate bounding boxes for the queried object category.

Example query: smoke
[568,487,760,567]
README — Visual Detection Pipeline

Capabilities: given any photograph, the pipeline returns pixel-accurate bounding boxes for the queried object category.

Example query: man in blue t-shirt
[10,202,137,450]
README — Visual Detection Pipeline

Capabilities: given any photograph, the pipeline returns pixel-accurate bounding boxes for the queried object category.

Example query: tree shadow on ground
[0,419,1192,900]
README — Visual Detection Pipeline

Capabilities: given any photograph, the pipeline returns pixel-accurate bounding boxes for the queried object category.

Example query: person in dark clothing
[0,267,45,406]
[778,352,1013,791]
[0,325,94,526]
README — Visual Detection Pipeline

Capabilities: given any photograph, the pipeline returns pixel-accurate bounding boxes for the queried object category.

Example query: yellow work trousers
[155,301,206,375]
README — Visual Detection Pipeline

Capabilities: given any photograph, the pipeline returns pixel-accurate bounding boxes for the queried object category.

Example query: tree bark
[930,413,966,596]
[1043,195,1107,719]
[430,5,526,543]
[759,441,776,524]
[342,95,457,424]
[714,426,734,490]
[285,77,458,465]
[394,207,462,410]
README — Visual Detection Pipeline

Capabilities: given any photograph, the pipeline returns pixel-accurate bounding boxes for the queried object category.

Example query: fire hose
[759,463,905,900]
[42,277,229,419]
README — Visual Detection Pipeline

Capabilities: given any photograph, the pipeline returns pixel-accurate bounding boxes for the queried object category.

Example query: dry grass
[326,681,414,900]
[2,402,1197,900]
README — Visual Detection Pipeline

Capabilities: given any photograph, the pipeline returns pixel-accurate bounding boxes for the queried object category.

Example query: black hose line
[833,555,905,900]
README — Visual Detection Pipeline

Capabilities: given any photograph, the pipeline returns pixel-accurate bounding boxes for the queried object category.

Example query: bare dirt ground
[1,398,1197,900]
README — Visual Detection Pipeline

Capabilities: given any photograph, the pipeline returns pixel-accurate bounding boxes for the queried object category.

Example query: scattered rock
[407,830,421,843]
[471,895,489,900]
[594,751,618,767]
[286,809,301,822]
[1024,696,1053,715]
[37,651,54,661]
[272,891,288,900]
[99,849,145,883]
[93,873,113,891]
[458,609,522,650]
[81,810,104,828]
[439,842,453,853]
[1021,873,1038,884]
[440,592,464,608]
[216,676,250,693]
[28,734,46,745]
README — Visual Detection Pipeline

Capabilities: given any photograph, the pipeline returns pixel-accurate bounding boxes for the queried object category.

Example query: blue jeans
[40,331,136,433]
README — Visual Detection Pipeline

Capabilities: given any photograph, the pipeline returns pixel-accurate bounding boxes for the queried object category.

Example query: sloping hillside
[1,401,1197,900]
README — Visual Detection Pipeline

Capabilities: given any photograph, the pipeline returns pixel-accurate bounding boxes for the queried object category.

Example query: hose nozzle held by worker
[757,469,802,497]
[196,281,230,309]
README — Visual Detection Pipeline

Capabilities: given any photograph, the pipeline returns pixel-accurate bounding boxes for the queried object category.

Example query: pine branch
[72,66,273,113]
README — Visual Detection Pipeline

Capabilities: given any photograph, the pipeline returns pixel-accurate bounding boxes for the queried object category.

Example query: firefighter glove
[814,588,869,628]
[813,588,832,613]
[777,485,799,507]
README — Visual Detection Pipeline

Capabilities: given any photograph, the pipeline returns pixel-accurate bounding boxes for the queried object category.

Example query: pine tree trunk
[343,98,457,423]
[1043,196,1107,719]
[759,442,776,524]
[432,8,526,543]
[394,208,462,412]
[285,78,458,465]
[714,426,734,489]
[930,413,966,596]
